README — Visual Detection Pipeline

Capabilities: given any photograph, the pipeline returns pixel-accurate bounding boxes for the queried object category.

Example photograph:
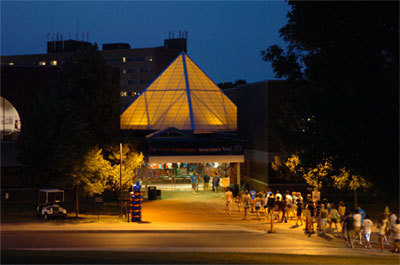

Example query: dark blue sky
[1,1,289,84]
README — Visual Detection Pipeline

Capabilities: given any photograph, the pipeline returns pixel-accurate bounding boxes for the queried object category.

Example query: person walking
[255,193,263,220]
[235,191,242,214]
[243,190,251,220]
[392,219,400,253]
[378,213,389,252]
[285,190,293,220]
[262,191,269,217]
[203,174,210,192]
[266,193,275,222]
[225,188,233,215]
[338,201,346,234]
[249,189,257,213]
[280,197,288,223]
[295,198,303,226]
[329,203,340,234]
[305,195,315,234]
[343,210,355,248]
[320,204,328,234]
[362,214,373,249]
[353,209,362,245]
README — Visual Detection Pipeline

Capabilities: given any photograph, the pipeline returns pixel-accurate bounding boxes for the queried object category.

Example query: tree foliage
[72,145,144,196]
[262,2,399,193]
[19,44,120,189]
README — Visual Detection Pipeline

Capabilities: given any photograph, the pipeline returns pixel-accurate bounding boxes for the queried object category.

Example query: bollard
[268,212,276,233]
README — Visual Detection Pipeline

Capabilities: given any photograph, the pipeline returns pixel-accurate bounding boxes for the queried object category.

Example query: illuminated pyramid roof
[121,52,237,131]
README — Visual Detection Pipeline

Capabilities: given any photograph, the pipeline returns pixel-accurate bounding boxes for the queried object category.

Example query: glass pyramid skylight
[120,52,237,131]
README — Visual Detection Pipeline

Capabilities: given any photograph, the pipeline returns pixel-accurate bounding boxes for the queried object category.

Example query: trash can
[156,189,161,199]
[148,186,157,200]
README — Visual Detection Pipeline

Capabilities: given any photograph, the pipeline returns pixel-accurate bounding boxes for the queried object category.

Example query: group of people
[223,187,400,253]
[190,173,223,195]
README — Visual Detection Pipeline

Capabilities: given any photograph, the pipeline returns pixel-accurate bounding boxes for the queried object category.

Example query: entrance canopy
[148,155,244,164]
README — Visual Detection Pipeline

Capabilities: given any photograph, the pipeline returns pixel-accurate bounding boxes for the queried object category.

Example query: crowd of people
[223,187,400,253]
[188,174,400,253]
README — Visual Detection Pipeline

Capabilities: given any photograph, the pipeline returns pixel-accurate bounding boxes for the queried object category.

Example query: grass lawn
[1,250,399,264]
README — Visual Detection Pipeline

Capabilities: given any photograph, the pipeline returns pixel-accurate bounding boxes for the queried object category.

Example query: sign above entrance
[148,155,244,164]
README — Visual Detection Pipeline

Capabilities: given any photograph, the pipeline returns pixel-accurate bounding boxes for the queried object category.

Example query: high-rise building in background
[1,35,188,109]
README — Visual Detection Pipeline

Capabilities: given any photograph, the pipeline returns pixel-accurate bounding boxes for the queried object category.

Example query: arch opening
[1,96,21,140]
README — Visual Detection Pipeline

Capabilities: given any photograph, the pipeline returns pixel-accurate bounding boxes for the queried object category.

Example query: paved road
[2,231,394,257]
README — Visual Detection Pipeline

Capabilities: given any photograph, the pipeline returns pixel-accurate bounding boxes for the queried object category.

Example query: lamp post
[119,142,123,217]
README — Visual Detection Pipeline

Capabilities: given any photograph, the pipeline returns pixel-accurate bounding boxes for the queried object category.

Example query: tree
[106,144,144,191]
[332,168,372,208]
[217,79,247,90]
[19,44,121,214]
[262,2,399,194]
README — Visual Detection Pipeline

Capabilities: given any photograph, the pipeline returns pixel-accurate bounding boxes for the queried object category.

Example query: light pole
[119,142,123,217]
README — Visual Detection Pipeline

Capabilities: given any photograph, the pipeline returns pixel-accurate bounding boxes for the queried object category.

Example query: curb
[1,229,262,234]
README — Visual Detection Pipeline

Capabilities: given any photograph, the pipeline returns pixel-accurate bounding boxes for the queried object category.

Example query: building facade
[224,81,288,190]
[1,37,187,109]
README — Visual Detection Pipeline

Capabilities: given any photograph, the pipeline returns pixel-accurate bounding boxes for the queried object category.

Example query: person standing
[190,173,198,194]
[212,175,220,194]
[203,174,210,192]
[225,189,233,215]
[362,214,373,249]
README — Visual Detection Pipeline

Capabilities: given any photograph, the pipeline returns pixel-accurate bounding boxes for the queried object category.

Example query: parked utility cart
[37,189,67,220]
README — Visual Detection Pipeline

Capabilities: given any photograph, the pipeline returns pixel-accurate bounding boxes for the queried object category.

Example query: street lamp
[119,142,123,217]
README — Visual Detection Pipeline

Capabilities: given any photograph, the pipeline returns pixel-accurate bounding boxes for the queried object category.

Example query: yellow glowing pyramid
[121,52,237,131]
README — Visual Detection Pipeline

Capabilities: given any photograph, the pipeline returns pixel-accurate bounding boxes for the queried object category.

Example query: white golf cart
[37,189,67,220]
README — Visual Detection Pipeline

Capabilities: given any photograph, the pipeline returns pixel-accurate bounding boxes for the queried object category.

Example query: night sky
[1,1,289,84]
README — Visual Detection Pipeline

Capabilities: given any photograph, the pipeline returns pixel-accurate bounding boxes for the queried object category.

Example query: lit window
[50,60,57,66]
[39,61,46,66]
[121,91,127,96]
[122,57,126,63]
[132,91,137,96]
[122,69,126,74]
[8,62,14,66]
[149,58,153,62]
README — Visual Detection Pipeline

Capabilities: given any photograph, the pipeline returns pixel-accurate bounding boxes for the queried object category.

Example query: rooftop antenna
[169,30,171,39]
[46,33,50,42]
[76,18,79,40]
[179,30,181,38]
[172,32,174,38]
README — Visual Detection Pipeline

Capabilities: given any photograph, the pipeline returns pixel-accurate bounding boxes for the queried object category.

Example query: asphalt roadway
[2,226,396,257]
